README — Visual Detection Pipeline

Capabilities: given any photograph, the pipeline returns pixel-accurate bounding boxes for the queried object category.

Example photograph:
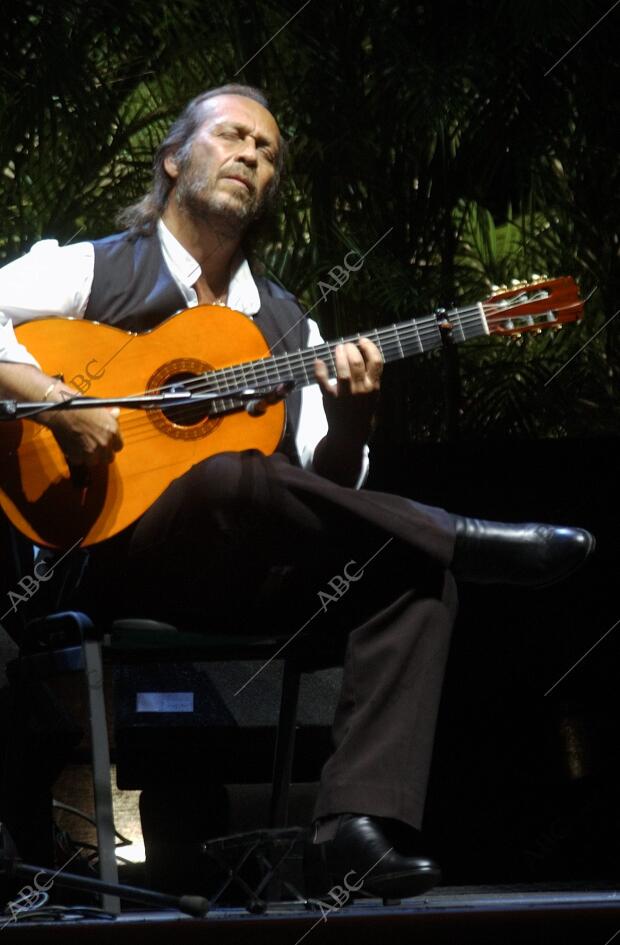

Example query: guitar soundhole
[146,358,222,440]
[159,372,212,426]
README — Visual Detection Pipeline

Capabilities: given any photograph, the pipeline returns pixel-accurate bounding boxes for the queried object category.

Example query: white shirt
[0,223,369,484]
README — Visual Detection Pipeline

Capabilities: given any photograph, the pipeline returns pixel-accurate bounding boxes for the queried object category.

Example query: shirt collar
[157,219,261,316]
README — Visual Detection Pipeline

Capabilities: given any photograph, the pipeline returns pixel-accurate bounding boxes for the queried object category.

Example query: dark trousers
[76,450,458,830]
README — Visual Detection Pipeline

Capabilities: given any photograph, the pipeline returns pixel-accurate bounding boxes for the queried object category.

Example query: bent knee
[188,449,282,507]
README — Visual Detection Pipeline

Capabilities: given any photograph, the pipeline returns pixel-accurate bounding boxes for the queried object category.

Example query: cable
[52,800,140,871]
[1,891,50,928]
[52,799,132,848]
[1,904,116,925]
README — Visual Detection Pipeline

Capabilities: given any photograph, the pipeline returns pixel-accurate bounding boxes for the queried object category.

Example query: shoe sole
[362,865,441,899]
[306,863,441,902]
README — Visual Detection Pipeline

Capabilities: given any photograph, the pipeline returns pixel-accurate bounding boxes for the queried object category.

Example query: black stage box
[113,660,341,790]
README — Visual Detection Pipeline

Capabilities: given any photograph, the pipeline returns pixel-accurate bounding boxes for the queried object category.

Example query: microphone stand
[0,381,295,421]
[0,824,209,920]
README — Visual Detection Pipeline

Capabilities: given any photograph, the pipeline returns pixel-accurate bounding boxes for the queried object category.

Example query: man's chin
[183,194,255,236]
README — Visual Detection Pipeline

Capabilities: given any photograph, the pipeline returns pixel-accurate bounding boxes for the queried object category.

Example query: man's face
[168,94,281,235]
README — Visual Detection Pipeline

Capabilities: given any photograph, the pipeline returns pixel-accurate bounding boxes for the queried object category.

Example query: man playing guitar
[0,84,594,900]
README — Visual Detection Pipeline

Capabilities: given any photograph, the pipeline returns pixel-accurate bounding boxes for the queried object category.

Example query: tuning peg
[491,284,500,292]
[510,278,521,286]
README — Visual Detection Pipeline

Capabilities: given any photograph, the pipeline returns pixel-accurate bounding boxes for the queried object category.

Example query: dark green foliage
[1,0,618,441]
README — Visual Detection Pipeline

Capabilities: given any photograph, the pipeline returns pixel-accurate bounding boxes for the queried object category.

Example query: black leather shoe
[304,814,441,902]
[452,517,595,586]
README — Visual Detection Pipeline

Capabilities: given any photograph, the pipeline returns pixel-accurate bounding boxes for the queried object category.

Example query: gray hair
[117,84,286,237]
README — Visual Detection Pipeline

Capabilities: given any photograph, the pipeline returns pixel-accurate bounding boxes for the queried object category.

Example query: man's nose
[236,139,258,165]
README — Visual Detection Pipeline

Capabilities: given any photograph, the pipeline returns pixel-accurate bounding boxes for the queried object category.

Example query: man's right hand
[0,363,123,467]
[42,389,123,467]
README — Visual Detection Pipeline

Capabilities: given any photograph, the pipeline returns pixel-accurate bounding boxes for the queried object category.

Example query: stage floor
[3,882,620,944]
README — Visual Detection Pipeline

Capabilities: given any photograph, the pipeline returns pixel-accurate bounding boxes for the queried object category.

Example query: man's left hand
[314,338,383,442]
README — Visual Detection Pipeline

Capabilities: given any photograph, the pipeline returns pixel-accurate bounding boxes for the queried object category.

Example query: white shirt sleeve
[0,239,95,366]
[296,316,370,488]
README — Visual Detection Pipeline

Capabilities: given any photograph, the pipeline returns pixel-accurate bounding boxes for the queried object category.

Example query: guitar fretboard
[194,303,488,413]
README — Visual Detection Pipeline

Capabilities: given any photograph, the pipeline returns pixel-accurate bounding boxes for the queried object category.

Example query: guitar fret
[301,349,318,380]
[228,361,244,393]
[322,346,332,366]
[254,358,271,388]
[241,362,254,388]
[369,328,384,358]
[270,358,282,386]
[446,309,466,344]
[308,343,336,378]
[390,321,417,358]
[243,359,259,390]
[330,342,342,377]
[418,315,441,353]
[219,366,236,392]
[412,320,423,353]
[287,350,310,385]
[327,344,338,377]
[393,325,405,359]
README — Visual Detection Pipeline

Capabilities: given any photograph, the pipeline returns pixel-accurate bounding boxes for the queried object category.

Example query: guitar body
[0,306,285,548]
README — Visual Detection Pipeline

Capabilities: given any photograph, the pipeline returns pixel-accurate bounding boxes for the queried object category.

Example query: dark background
[370,436,620,883]
[1,0,619,445]
[1,0,619,884]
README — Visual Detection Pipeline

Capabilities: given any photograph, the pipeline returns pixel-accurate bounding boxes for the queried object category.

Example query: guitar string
[104,301,572,438]
[101,300,566,415]
[17,306,573,457]
[123,300,558,403]
[17,301,574,456]
[22,306,495,447]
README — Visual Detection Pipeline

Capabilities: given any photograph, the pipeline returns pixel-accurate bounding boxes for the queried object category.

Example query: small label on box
[136,692,195,713]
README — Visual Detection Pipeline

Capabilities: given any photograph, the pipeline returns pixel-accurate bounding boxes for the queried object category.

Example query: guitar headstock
[483,276,584,336]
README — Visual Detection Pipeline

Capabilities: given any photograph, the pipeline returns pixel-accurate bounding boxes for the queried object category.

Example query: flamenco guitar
[0,276,584,549]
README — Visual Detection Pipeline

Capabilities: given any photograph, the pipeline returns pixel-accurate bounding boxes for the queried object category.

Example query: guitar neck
[217,302,488,394]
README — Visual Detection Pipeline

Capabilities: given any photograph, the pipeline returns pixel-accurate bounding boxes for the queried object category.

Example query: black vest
[84,231,310,464]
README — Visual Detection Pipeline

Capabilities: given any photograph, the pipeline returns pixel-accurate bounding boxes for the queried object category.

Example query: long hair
[116,84,287,240]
